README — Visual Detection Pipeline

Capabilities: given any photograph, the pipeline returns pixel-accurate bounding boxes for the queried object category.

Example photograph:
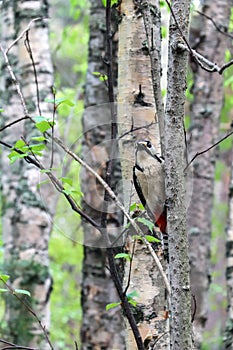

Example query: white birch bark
[118,0,169,348]
[1,1,57,348]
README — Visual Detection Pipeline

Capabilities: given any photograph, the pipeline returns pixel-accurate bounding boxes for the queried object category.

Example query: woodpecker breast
[133,140,166,232]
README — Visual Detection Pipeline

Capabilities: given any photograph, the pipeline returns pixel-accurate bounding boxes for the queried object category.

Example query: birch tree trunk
[118,0,169,348]
[1,1,57,348]
[80,1,125,349]
[164,0,192,348]
[187,1,231,347]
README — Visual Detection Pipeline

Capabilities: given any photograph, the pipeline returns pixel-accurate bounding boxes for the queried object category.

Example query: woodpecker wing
[133,164,155,222]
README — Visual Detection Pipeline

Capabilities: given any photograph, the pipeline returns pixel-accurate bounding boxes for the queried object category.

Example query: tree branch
[165,0,233,75]
[5,17,43,54]
[0,277,54,350]
[196,10,233,39]
[185,128,233,172]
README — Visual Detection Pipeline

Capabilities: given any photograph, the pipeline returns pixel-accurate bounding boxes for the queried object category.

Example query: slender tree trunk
[80,1,125,349]
[225,148,233,349]
[164,1,192,349]
[187,1,231,347]
[1,1,57,348]
[118,0,169,348]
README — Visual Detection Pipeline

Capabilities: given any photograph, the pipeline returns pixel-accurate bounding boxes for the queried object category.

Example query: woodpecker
[133,140,167,235]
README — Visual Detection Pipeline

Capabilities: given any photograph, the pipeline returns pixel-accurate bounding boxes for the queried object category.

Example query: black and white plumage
[133,140,167,234]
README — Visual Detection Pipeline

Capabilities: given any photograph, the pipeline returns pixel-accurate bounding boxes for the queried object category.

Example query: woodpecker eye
[147,141,152,148]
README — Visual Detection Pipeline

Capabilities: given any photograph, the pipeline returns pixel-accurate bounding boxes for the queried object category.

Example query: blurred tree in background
[1,0,233,349]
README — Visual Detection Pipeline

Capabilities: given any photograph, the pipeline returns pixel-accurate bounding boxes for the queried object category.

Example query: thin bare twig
[154,331,169,344]
[196,10,233,39]
[49,87,56,169]
[124,239,136,295]
[191,294,197,322]
[185,128,233,172]
[0,116,29,132]
[6,17,42,54]
[0,338,37,350]
[0,278,54,350]
[118,121,156,140]
[24,30,41,115]
[0,43,29,116]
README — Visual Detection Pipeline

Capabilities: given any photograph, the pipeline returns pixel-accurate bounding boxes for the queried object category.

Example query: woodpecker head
[135,140,163,171]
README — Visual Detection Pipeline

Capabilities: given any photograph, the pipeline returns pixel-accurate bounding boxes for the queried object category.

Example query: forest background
[0,0,233,349]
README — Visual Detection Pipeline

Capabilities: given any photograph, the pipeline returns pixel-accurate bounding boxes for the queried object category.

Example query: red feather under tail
[155,211,167,235]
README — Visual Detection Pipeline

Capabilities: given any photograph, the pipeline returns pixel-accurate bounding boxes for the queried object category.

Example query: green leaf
[132,235,142,241]
[130,202,144,212]
[62,187,83,197]
[44,98,55,104]
[40,168,59,173]
[126,291,139,307]
[14,139,26,148]
[57,98,75,107]
[106,302,121,311]
[44,97,74,107]
[127,290,139,299]
[8,151,28,164]
[114,253,131,261]
[130,203,137,212]
[29,143,46,152]
[14,289,31,297]
[0,108,4,113]
[138,203,144,210]
[145,235,161,243]
[0,274,10,283]
[102,0,118,7]
[61,177,73,186]
[31,136,47,142]
[33,115,51,123]
[36,121,53,133]
[0,288,31,296]
[99,74,108,81]
[92,71,108,81]
[128,299,138,307]
[62,183,83,197]
[137,217,154,232]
